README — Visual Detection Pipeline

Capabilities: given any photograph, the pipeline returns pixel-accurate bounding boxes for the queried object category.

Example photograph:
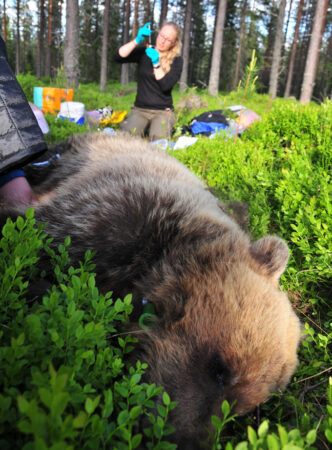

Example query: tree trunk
[233,0,247,90]
[100,0,111,92]
[208,0,227,96]
[133,0,138,37]
[284,0,304,98]
[64,0,80,89]
[36,0,46,78]
[300,0,329,103]
[144,0,150,24]
[159,0,168,28]
[45,0,53,77]
[293,3,313,98]
[15,0,21,75]
[179,0,192,92]
[121,0,130,86]
[268,0,286,99]
[311,0,329,93]
[22,10,26,72]
[283,0,293,45]
[316,29,332,98]
[150,0,156,29]
[260,2,278,91]
[3,0,7,42]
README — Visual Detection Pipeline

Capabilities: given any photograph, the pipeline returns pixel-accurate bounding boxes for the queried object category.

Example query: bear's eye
[207,354,231,388]
[138,298,157,329]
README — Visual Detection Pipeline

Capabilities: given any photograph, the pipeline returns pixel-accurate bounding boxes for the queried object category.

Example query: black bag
[0,36,47,173]
[181,110,229,136]
[190,110,229,126]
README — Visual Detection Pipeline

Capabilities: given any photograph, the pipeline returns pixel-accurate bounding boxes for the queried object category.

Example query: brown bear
[2,133,301,448]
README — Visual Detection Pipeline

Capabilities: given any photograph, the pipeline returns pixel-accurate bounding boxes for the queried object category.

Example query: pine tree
[300,0,329,103]
[64,0,80,88]
[268,0,287,99]
[179,0,192,92]
[100,0,111,92]
[284,0,304,98]
[208,0,227,96]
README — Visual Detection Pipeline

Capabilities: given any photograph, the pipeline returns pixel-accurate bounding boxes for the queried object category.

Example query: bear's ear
[249,236,289,285]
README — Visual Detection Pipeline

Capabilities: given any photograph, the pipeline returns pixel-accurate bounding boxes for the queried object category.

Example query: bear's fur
[1,133,301,447]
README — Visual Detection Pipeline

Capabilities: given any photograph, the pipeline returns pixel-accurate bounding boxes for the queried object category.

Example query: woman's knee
[149,112,176,140]
[120,109,148,137]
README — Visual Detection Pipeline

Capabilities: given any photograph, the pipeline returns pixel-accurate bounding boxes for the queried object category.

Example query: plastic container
[33,87,44,109]
[42,88,74,114]
[59,101,85,119]
[58,101,85,125]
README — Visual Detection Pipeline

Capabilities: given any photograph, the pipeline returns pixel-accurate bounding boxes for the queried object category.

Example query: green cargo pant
[120,106,176,140]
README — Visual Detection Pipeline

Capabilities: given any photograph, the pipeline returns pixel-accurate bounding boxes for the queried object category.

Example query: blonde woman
[115,22,183,141]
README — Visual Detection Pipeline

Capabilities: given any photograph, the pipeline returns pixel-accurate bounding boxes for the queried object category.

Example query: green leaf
[325,429,332,443]
[129,405,142,420]
[258,420,269,438]
[305,429,316,445]
[18,419,32,434]
[163,392,171,406]
[17,216,25,231]
[247,426,257,444]
[39,388,52,409]
[211,415,222,430]
[221,400,230,417]
[64,236,71,247]
[73,411,88,428]
[131,434,142,449]
[157,404,167,418]
[85,395,100,416]
[282,445,303,450]
[267,434,280,450]
[117,410,129,426]
[234,442,248,450]
[153,423,162,439]
[288,429,301,441]
[51,392,70,417]
[16,333,25,346]
[17,396,29,414]
[25,208,34,219]
[277,425,288,446]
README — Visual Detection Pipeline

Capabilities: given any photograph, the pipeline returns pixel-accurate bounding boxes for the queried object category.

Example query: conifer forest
[1,0,331,102]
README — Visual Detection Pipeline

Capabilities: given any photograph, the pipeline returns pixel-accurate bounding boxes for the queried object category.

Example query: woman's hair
[159,22,182,74]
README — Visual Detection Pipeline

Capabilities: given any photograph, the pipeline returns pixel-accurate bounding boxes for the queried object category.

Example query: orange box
[42,87,74,114]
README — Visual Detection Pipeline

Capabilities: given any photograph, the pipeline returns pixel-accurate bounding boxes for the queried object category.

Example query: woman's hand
[135,22,152,44]
[145,47,160,66]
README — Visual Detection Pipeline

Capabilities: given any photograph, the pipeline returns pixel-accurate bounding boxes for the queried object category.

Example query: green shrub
[173,99,331,449]
[45,115,88,146]
[0,210,177,449]
[17,73,41,102]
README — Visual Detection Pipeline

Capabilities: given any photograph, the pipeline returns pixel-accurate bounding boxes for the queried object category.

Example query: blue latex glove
[135,22,152,44]
[145,47,160,66]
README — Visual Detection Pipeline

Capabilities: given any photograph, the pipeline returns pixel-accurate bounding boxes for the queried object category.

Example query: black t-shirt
[115,47,183,110]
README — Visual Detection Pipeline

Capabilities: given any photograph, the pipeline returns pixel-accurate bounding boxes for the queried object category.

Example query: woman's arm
[153,66,165,81]
[156,57,184,92]
[118,39,138,58]
[118,23,151,58]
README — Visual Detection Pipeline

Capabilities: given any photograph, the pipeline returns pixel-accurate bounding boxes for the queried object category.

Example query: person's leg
[0,174,35,205]
[149,110,176,141]
[120,107,150,137]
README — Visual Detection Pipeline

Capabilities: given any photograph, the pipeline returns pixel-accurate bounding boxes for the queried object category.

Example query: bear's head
[130,233,301,447]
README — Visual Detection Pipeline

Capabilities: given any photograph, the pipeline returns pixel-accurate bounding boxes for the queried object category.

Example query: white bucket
[59,101,85,121]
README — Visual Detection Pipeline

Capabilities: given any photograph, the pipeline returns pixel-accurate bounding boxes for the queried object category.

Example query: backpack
[182,110,230,136]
